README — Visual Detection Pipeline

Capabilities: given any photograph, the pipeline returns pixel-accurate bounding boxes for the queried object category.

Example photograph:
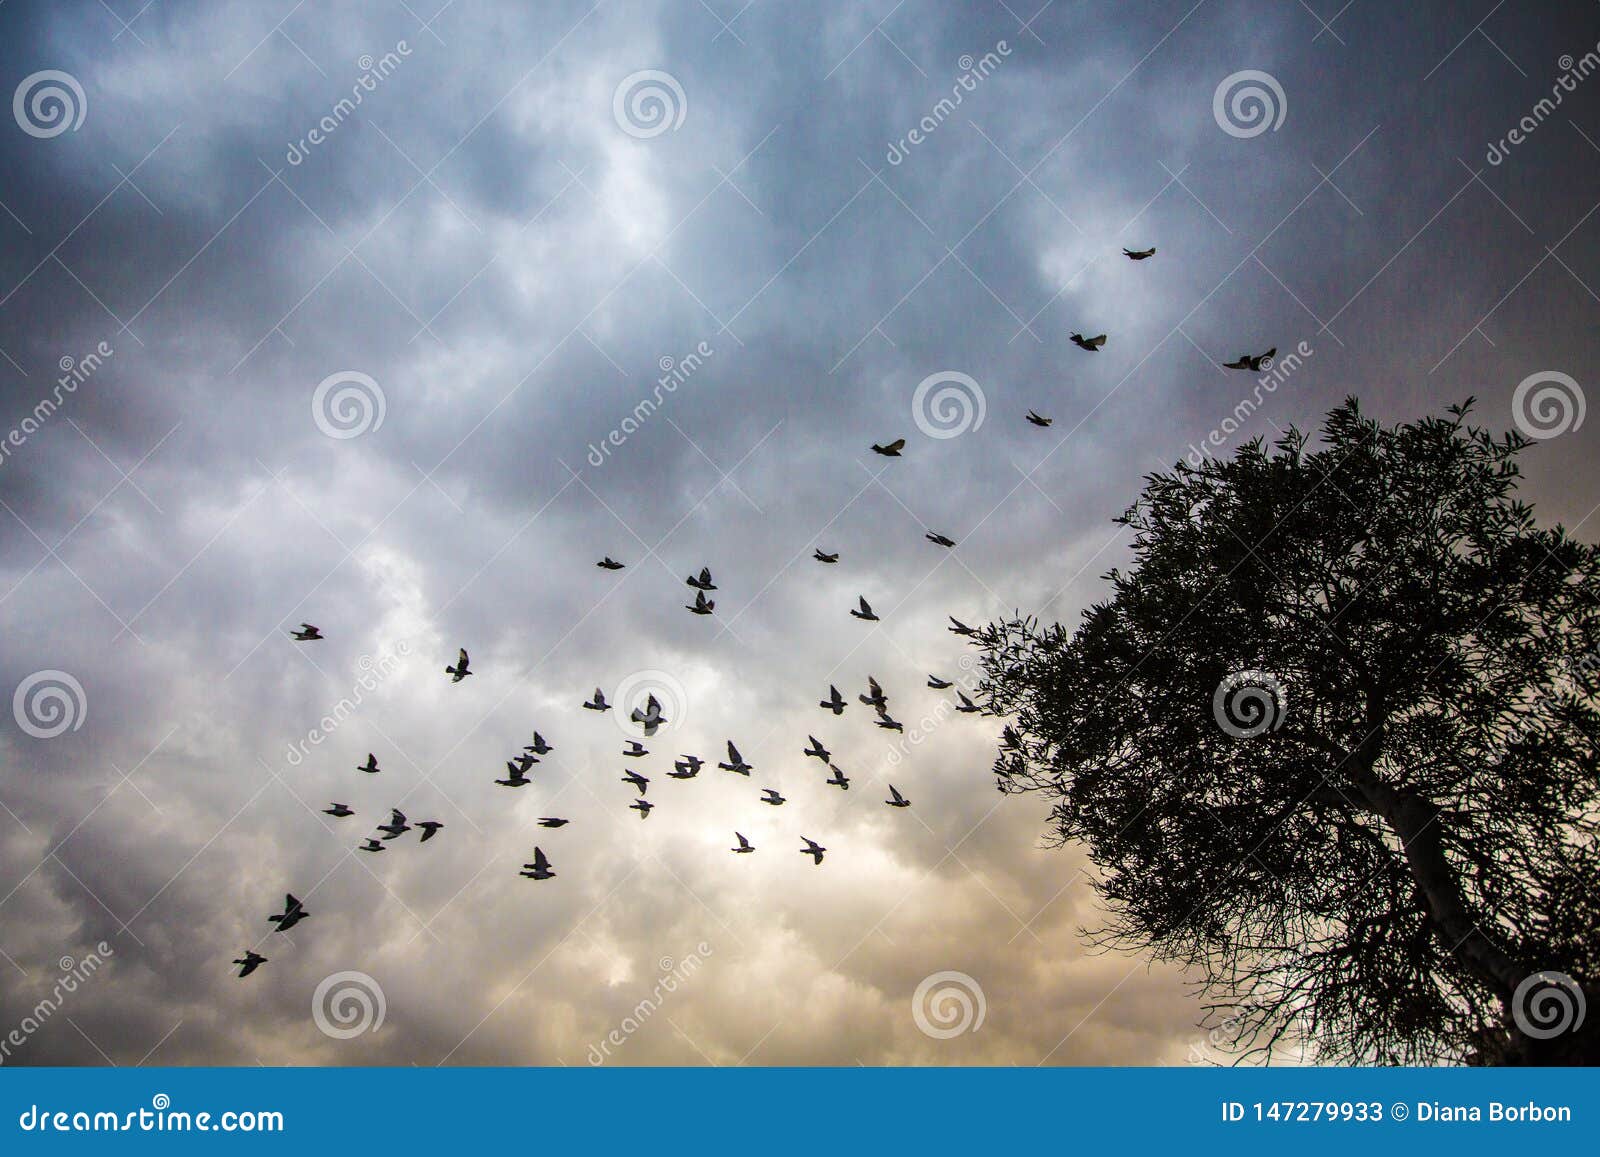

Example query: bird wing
[887,438,904,452]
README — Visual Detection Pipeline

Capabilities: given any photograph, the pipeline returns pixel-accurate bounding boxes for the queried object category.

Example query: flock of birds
[234,244,1278,978]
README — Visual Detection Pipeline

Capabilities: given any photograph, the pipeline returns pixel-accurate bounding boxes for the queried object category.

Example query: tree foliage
[975,399,1598,1064]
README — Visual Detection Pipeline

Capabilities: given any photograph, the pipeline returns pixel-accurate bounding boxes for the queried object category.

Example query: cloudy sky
[1,0,1597,1066]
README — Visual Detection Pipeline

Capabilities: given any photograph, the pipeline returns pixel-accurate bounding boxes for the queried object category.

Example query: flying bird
[948,617,977,637]
[686,590,716,616]
[718,741,753,776]
[1025,410,1052,427]
[850,596,879,622]
[955,691,981,714]
[630,798,654,819]
[673,754,704,777]
[416,821,444,842]
[583,689,610,711]
[597,557,625,570]
[623,740,649,758]
[686,566,717,591]
[925,532,957,548]
[233,950,267,978]
[1070,332,1107,351]
[269,894,309,932]
[496,764,532,788]
[800,838,826,865]
[760,788,786,806]
[886,784,912,808]
[357,753,380,774]
[537,818,569,828]
[358,838,385,853]
[859,676,887,710]
[1123,246,1156,260]
[521,847,556,881]
[629,695,666,735]
[731,832,755,854]
[377,809,411,839]
[874,709,904,732]
[445,648,472,682]
[870,438,905,457]
[824,765,850,791]
[1222,347,1276,371]
[820,685,846,715]
[622,769,649,795]
[289,623,323,641]
[525,732,554,755]
[323,803,354,818]
[803,736,830,762]
[927,675,952,689]
[512,752,537,772]
[813,549,839,563]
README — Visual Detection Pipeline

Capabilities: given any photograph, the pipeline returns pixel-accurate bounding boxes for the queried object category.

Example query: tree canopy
[976,398,1598,1064]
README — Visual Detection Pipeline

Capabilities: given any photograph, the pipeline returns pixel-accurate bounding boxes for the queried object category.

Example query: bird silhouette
[874,708,903,732]
[521,847,556,880]
[1002,725,1023,750]
[416,820,444,842]
[525,732,554,755]
[233,950,267,977]
[622,769,649,795]
[289,623,323,641]
[1025,410,1052,427]
[512,752,537,772]
[685,589,716,616]
[630,798,654,819]
[623,740,649,758]
[760,788,786,806]
[583,688,610,711]
[358,838,385,853]
[1070,332,1107,351]
[377,808,411,839]
[851,596,879,621]
[666,764,699,780]
[824,765,850,790]
[800,837,826,865]
[357,753,380,774]
[1222,347,1276,371]
[870,438,905,457]
[955,691,981,714]
[537,817,569,828]
[803,736,830,762]
[269,894,309,931]
[927,675,952,689]
[820,685,846,715]
[323,803,354,818]
[859,676,887,710]
[731,832,755,854]
[673,754,704,777]
[597,556,625,570]
[1123,247,1155,260]
[813,549,839,563]
[686,566,717,591]
[718,741,752,776]
[925,532,957,548]
[948,617,977,637]
[885,785,912,808]
[495,763,532,788]
[629,695,666,735]
[445,647,472,682]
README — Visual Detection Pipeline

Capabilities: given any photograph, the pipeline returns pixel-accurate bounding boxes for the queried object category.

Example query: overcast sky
[1,0,1597,1066]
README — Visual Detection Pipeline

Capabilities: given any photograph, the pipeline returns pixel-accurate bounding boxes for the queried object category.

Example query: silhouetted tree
[976,399,1597,1065]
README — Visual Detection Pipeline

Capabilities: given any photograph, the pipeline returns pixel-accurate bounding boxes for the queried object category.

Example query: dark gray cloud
[0,0,1596,1066]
